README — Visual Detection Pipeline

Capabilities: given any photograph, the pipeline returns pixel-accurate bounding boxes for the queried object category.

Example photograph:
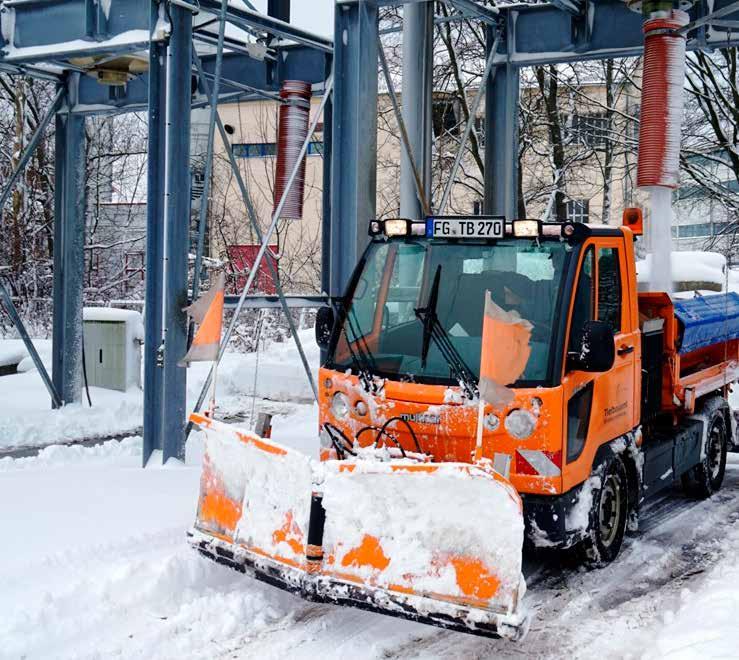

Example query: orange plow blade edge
[188,414,529,640]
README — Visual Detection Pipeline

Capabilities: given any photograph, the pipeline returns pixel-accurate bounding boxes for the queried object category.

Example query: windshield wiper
[341,304,378,392]
[414,265,478,400]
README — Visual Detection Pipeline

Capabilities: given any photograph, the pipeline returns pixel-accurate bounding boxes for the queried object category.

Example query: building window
[566,199,590,223]
[675,223,713,238]
[88,250,101,276]
[227,245,278,295]
[124,251,145,282]
[191,167,205,201]
[232,142,324,158]
[474,116,485,149]
[307,142,324,156]
[433,99,459,138]
[572,112,609,148]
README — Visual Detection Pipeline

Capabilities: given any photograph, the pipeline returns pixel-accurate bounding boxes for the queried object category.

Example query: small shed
[83,308,144,392]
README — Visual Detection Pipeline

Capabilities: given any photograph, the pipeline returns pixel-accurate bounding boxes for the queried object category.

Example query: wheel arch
[591,431,641,521]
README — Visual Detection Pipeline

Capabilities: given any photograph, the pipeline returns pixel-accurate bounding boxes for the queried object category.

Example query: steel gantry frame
[1,0,738,465]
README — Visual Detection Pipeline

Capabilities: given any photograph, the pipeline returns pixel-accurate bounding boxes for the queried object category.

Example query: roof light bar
[513,220,541,238]
[368,218,427,238]
[368,217,586,241]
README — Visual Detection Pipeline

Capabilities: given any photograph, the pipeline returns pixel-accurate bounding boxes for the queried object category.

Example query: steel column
[484,26,519,219]
[439,32,500,215]
[142,18,167,466]
[321,76,333,299]
[161,5,193,463]
[52,74,86,405]
[192,0,228,301]
[400,1,433,219]
[330,0,378,296]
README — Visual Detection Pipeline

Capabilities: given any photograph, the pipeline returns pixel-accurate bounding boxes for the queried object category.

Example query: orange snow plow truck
[189,213,739,641]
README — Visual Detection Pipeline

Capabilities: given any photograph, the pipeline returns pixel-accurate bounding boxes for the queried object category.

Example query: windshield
[328,238,572,386]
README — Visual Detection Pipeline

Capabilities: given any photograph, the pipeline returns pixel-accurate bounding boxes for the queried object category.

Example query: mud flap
[189,414,528,640]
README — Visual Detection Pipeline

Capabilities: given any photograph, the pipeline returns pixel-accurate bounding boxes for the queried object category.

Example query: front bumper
[521,482,589,550]
[188,528,530,641]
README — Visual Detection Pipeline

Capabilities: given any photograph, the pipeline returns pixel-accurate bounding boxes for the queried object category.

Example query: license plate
[431,217,505,239]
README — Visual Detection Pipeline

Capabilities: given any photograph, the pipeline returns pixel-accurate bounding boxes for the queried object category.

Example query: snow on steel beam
[0,0,154,63]
[198,0,333,52]
[498,0,739,66]
[445,0,499,25]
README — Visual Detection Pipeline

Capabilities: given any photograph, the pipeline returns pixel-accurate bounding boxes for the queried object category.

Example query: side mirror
[315,305,335,349]
[568,320,615,373]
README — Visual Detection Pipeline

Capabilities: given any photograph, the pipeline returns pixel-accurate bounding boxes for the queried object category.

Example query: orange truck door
[561,239,639,492]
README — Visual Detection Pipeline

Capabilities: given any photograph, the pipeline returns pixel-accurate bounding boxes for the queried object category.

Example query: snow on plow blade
[188,414,528,640]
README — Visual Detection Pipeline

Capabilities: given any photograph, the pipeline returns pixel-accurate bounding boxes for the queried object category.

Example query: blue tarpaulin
[673,293,739,355]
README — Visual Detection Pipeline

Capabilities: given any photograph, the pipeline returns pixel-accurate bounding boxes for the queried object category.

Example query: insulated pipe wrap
[274,80,311,219]
[637,10,689,190]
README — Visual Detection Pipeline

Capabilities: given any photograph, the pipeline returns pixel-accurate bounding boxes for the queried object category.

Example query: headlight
[505,409,537,439]
[483,413,500,432]
[331,392,350,419]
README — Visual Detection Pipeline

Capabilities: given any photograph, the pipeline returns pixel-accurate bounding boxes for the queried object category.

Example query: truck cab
[315,216,732,563]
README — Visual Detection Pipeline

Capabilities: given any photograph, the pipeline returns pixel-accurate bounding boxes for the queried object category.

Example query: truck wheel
[576,455,629,567]
[682,411,727,499]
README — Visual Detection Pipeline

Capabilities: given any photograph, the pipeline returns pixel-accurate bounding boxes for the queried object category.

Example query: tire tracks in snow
[219,460,739,660]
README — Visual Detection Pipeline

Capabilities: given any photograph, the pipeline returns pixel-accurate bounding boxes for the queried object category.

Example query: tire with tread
[575,454,629,568]
[682,406,728,499]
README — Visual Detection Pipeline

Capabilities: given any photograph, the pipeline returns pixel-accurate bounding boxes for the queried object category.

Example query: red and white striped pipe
[637,9,689,190]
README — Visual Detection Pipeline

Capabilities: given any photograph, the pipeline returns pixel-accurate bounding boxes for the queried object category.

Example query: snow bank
[191,327,320,404]
[642,524,739,659]
[0,339,28,368]
[637,251,729,292]
[0,329,320,450]
[0,435,292,659]
[0,435,142,471]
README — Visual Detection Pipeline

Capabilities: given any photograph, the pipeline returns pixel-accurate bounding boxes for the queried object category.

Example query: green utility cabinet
[83,308,143,392]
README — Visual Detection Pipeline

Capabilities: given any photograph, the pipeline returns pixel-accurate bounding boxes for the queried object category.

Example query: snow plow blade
[188,414,528,640]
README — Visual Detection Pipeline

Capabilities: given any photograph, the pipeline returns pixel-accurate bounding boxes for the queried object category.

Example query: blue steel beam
[1,0,151,50]
[70,46,328,114]
[497,0,739,66]
[321,55,333,300]
[52,74,86,405]
[198,0,333,52]
[191,0,228,303]
[329,0,378,296]
[142,11,167,466]
[161,2,192,463]
[484,21,519,220]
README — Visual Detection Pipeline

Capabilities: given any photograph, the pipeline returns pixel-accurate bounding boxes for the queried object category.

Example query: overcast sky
[249,0,335,37]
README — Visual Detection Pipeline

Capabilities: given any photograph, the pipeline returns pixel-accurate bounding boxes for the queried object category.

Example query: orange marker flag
[475,291,533,463]
[179,272,226,366]
[479,291,533,408]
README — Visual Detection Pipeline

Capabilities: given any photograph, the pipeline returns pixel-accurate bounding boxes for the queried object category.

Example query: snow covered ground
[4,266,739,658]
[2,417,739,659]
[0,330,319,451]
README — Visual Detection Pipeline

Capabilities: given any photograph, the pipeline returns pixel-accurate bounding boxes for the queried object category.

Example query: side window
[350,243,390,335]
[598,248,622,334]
[569,247,595,353]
